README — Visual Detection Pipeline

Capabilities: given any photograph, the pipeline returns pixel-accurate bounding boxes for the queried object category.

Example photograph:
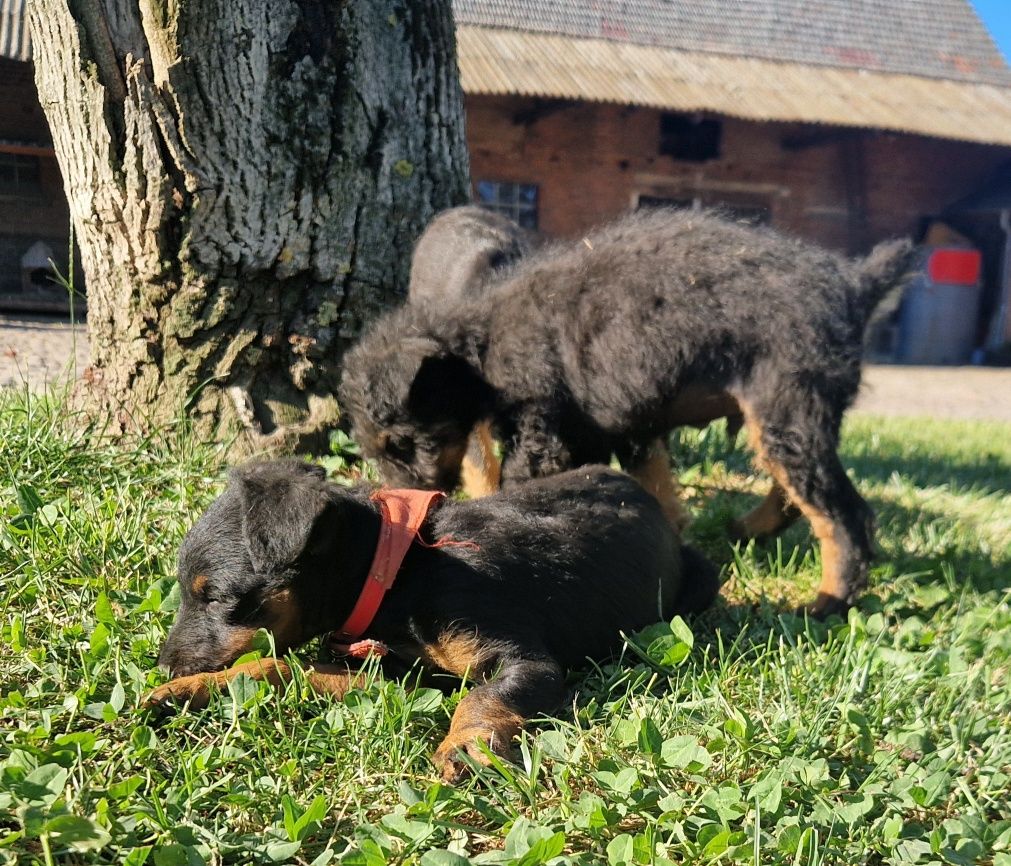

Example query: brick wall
[0,59,75,300]
[465,94,1010,254]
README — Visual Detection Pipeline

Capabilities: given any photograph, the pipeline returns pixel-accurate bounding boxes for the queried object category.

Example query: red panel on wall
[927,249,982,286]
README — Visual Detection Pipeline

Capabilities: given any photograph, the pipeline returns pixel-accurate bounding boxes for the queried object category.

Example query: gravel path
[2,315,1010,421]
[0,315,89,389]
[853,364,1011,422]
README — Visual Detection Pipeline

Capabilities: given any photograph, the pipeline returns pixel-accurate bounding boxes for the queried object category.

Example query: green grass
[1,387,1009,865]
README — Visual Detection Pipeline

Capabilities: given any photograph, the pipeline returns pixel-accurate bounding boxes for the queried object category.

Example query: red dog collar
[334,488,446,642]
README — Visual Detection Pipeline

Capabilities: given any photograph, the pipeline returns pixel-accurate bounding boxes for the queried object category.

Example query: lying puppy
[147,459,718,781]
[339,208,915,616]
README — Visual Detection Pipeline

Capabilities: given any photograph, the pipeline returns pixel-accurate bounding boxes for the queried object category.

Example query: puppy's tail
[668,544,721,616]
[852,238,918,328]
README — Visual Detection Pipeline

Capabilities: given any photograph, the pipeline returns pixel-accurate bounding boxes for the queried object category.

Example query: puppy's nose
[157,642,188,677]
[159,656,199,678]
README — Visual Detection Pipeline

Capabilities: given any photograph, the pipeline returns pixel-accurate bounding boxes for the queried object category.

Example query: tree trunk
[29,0,469,449]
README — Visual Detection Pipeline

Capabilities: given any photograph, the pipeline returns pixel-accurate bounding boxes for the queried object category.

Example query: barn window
[0,152,42,196]
[637,195,695,211]
[637,193,770,226]
[659,114,722,162]
[475,180,539,229]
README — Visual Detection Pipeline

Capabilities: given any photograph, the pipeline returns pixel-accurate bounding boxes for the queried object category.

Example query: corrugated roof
[6,0,1009,146]
[5,0,1008,85]
[457,26,1011,147]
[0,0,29,61]
[453,0,1011,87]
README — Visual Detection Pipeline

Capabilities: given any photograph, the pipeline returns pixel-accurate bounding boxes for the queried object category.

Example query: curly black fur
[340,209,915,614]
[407,206,534,498]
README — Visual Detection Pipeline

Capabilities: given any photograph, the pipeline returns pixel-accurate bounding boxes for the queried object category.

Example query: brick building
[0,0,77,311]
[454,0,1011,357]
[4,0,1011,353]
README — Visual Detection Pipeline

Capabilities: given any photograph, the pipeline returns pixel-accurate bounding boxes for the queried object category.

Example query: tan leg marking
[629,439,690,531]
[433,690,525,783]
[144,659,362,710]
[739,404,847,612]
[460,422,501,499]
[732,482,799,539]
[418,630,489,678]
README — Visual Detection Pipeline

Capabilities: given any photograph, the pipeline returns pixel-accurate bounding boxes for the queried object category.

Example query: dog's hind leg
[739,396,874,617]
[500,401,610,485]
[626,439,691,531]
[729,481,801,541]
[433,655,564,783]
[671,543,722,614]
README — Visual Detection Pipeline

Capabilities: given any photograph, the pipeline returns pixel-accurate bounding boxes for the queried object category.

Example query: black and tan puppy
[148,459,718,781]
[408,206,686,528]
[340,209,916,616]
[408,206,533,498]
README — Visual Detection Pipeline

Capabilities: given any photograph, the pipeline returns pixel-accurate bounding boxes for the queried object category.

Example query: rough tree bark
[29,0,469,449]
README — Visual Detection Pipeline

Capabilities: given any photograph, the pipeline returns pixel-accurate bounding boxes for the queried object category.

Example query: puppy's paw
[432,727,515,783]
[143,674,217,712]
[727,515,773,544]
[726,516,750,543]
[142,659,292,716]
[799,592,851,620]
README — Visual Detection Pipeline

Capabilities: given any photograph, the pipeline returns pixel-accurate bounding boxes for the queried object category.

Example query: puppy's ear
[407,352,494,425]
[231,460,332,574]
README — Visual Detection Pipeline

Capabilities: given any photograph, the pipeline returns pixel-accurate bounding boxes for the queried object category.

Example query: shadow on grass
[871,495,1011,593]
[668,414,1011,614]
[683,483,1010,618]
[841,450,1011,500]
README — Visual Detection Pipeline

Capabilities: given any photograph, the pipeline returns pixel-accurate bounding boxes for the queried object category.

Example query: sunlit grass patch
[1,388,1009,864]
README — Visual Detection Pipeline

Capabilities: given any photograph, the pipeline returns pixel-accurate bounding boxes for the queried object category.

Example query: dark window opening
[637,193,770,226]
[637,195,694,211]
[29,267,51,287]
[0,152,42,196]
[716,202,770,226]
[475,180,539,229]
[659,114,722,162]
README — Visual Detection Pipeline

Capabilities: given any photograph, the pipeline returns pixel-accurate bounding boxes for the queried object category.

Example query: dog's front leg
[433,656,564,782]
[144,659,363,711]
[500,402,578,486]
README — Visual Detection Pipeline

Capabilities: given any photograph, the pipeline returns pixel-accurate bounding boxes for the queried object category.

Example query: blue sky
[972,0,1011,62]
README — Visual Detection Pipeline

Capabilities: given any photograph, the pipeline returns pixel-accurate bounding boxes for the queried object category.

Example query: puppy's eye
[233,590,266,624]
[385,437,415,464]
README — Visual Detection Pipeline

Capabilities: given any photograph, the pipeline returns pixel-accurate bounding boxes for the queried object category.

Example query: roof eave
[458,26,1011,149]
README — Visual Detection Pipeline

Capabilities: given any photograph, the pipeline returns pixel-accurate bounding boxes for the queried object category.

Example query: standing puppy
[408,206,687,526]
[340,209,915,616]
[407,206,532,498]
[147,460,718,781]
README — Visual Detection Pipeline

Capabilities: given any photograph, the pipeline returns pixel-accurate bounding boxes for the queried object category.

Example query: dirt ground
[852,364,1011,422]
[0,314,89,390]
[2,314,1010,421]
